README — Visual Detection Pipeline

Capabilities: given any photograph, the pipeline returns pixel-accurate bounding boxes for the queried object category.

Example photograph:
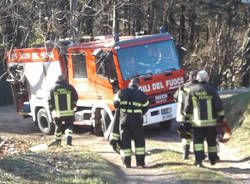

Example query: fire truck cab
[5,32,185,136]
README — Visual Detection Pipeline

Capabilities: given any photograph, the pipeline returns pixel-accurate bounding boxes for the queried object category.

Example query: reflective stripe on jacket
[52,87,74,117]
[114,87,149,115]
[184,82,224,127]
[49,80,78,118]
[174,81,196,122]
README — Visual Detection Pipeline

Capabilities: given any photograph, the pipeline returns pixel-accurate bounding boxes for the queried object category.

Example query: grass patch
[0,146,121,184]
[222,91,250,156]
[161,149,233,184]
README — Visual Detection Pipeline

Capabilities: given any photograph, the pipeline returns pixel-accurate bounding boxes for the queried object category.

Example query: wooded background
[0,0,249,89]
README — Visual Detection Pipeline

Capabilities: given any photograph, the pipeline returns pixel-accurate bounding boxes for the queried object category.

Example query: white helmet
[196,70,209,82]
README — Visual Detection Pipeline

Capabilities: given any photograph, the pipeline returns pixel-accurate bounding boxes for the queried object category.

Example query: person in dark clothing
[48,75,78,146]
[184,70,224,167]
[112,77,149,168]
[174,70,198,160]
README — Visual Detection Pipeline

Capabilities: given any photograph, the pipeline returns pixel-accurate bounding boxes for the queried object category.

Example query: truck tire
[101,109,111,134]
[160,120,172,130]
[37,108,55,135]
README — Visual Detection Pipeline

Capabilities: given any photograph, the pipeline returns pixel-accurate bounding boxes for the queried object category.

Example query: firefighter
[113,77,149,168]
[174,70,198,160]
[48,75,78,146]
[184,70,224,167]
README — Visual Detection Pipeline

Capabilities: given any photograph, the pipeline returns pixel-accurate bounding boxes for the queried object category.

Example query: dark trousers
[193,126,218,163]
[120,113,145,166]
[54,116,74,140]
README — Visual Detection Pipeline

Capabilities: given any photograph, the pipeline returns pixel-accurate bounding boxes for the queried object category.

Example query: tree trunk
[151,0,162,34]
[179,4,186,43]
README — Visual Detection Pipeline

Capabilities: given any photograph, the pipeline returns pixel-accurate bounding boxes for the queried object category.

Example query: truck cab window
[96,51,117,80]
[72,52,87,78]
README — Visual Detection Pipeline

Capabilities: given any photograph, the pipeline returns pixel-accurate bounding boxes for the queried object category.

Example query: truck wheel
[160,120,172,130]
[37,108,54,135]
[101,110,111,134]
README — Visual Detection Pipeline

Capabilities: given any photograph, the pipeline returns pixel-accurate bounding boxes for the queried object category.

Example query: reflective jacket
[174,81,197,122]
[110,86,149,141]
[114,87,149,115]
[183,82,224,127]
[49,80,78,118]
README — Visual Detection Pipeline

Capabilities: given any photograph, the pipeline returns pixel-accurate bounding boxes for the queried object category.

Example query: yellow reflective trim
[55,132,62,136]
[142,100,149,107]
[208,146,217,153]
[120,109,142,113]
[135,147,145,151]
[65,129,73,137]
[120,149,131,157]
[65,129,73,134]
[132,102,142,107]
[120,101,128,105]
[111,133,119,138]
[192,119,217,127]
[207,98,213,121]
[135,147,145,155]
[133,109,142,113]
[194,143,204,151]
[127,109,132,113]
[183,87,190,93]
[192,96,199,122]
[111,133,119,140]
[218,110,225,116]
[54,110,75,118]
[54,92,59,113]
[66,93,71,111]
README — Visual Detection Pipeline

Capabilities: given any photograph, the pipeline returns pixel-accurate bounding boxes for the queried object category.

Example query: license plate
[161,107,172,115]
[162,113,173,121]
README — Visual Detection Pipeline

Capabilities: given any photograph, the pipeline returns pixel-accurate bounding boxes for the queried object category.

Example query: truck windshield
[116,40,180,80]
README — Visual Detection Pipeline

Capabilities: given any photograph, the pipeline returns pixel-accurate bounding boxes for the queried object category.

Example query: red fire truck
[5,32,185,137]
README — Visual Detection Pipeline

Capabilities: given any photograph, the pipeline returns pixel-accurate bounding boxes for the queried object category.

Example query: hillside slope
[223,91,250,157]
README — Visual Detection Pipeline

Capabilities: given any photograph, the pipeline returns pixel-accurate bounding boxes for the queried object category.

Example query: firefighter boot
[66,136,72,146]
[210,154,220,165]
[123,157,131,168]
[136,155,145,168]
[49,139,61,147]
[183,145,190,160]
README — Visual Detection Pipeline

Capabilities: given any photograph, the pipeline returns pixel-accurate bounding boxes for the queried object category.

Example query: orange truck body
[5,33,185,136]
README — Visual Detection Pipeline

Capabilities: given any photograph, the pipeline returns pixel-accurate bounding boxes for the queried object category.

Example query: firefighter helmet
[129,77,140,89]
[217,120,232,143]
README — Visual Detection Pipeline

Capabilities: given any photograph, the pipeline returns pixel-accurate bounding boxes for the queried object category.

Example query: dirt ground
[1,105,250,184]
